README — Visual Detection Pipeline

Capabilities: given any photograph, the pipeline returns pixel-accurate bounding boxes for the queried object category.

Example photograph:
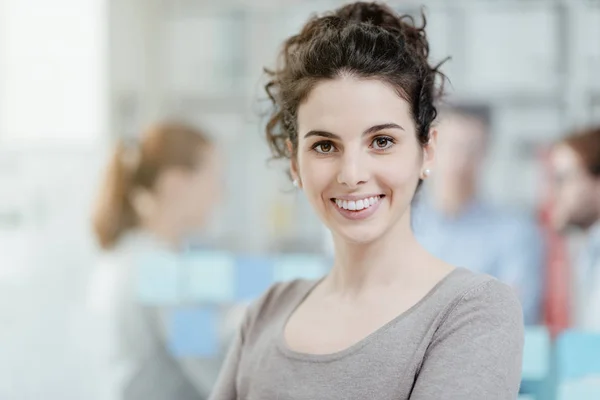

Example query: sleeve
[207,317,246,400]
[496,217,545,325]
[409,280,524,400]
[208,282,288,400]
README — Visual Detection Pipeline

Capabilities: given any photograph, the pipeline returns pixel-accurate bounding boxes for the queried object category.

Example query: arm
[208,282,283,400]
[207,320,245,400]
[410,280,524,400]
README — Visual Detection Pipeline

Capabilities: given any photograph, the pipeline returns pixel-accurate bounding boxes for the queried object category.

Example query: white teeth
[334,196,381,211]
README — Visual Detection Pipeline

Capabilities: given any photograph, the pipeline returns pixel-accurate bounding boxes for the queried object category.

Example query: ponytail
[92,141,139,249]
[92,121,212,250]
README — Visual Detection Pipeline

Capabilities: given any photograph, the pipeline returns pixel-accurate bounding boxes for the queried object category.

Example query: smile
[333,195,382,211]
[330,195,384,220]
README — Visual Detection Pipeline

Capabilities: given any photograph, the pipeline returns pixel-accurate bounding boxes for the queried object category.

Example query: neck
[433,177,477,217]
[326,209,425,295]
[138,215,184,250]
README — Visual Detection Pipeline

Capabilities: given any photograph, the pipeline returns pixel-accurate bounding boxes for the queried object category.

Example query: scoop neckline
[276,267,464,362]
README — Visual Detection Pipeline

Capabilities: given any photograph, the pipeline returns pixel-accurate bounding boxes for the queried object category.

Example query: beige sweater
[209,268,524,400]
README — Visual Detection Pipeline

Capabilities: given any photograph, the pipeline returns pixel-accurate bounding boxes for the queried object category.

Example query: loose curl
[264,1,446,167]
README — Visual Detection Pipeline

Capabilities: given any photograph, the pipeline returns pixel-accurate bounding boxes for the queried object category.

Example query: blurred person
[88,121,222,400]
[210,3,523,400]
[412,104,545,325]
[550,127,600,330]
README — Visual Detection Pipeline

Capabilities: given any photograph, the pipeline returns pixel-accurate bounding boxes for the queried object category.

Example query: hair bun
[335,2,429,60]
[335,2,400,29]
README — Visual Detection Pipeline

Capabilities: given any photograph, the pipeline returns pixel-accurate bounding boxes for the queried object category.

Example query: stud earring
[293,179,299,188]
[423,169,431,178]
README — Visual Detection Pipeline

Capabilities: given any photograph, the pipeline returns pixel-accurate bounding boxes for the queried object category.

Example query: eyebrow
[303,123,404,139]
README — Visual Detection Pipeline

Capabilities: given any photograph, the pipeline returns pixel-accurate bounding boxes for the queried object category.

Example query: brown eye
[372,136,394,150]
[314,141,335,154]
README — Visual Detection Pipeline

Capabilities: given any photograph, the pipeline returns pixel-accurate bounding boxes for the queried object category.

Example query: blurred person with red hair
[550,126,600,330]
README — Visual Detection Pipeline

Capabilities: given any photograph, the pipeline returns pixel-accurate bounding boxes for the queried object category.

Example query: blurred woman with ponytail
[88,121,221,400]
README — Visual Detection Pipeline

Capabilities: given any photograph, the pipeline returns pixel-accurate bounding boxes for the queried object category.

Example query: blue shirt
[412,198,544,325]
[578,222,600,329]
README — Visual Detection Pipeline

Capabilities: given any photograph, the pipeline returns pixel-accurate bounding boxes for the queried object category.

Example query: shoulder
[438,269,524,337]
[456,273,523,316]
[413,270,524,399]
[87,252,129,312]
[241,279,318,336]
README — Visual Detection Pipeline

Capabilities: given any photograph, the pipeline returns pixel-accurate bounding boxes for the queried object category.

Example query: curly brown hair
[264,1,446,166]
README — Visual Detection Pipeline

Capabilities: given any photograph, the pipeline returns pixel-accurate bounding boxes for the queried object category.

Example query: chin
[321,197,400,246]
[329,223,386,245]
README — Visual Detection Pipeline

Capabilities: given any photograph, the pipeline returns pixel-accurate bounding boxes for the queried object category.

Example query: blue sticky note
[522,326,551,380]
[557,331,600,381]
[558,377,600,400]
[167,307,219,358]
[134,250,183,305]
[184,251,235,303]
[234,256,274,301]
[274,254,327,282]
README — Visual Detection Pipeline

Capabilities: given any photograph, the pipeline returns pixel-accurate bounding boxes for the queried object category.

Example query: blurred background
[0,0,599,399]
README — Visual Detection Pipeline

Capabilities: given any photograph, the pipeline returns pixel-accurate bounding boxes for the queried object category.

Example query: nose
[337,151,369,188]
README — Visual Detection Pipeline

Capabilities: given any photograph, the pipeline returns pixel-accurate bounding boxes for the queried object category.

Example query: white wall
[0,2,109,396]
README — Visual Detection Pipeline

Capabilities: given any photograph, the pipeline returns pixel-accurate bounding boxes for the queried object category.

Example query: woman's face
[294,77,435,244]
[157,145,223,233]
[550,144,599,231]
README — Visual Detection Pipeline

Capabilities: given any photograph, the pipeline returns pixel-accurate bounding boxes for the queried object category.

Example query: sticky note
[234,256,274,301]
[134,250,183,305]
[167,307,219,358]
[558,377,600,400]
[557,331,600,381]
[184,251,235,303]
[522,326,551,380]
[273,254,327,282]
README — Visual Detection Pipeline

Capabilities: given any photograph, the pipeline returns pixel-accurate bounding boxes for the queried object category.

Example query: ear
[422,128,437,176]
[287,139,301,187]
[130,188,157,220]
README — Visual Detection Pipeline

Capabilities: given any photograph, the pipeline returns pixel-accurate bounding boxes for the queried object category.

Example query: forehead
[297,77,414,136]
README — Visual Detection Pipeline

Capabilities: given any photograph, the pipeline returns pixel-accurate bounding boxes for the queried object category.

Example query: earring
[423,169,431,178]
[293,179,299,188]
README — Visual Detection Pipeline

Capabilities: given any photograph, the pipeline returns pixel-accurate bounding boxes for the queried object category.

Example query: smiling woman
[210,2,524,400]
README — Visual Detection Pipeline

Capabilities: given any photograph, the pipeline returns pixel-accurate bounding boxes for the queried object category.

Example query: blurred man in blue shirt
[413,104,544,325]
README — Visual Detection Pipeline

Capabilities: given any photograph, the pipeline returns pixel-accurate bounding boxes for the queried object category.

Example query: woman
[88,121,221,400]
[210,2,523,399]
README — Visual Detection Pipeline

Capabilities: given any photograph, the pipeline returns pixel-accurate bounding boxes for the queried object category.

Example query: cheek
[185,175,214,211]
[297,155,334,200]
[558,184,589,216]
[378,151,421,190]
